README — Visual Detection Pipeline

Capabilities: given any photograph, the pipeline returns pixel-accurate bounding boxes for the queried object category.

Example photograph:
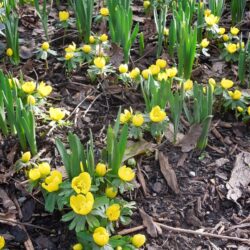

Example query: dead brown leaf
[109,43,124,67]
[178,124,202,152]
[227,152,250,202]
[159,152,180,194]
[139,208,162,238]
[137,158,149,196]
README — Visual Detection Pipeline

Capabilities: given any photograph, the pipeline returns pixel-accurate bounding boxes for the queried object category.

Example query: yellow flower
[143,1,150,8]
[247,106,250,116]
[166,67,177,78]
[226,43,237,54]
[204,9,211,17]
[29,168,41,181]
[6,48,13,57]
[59,10,69,21]
[129,68,140,79]
[142,69,150,79]
[41,42,50,51]
[22,81,36,94]
[132,114,144,127]
[120,109,132,124]
[156,59,167,69]
[230,90,242,100]
[70,192,94,215]
[72,243,83,250]
[106,204,121,221]
[100,7,109,16]
[95,163,107,177]
[157,72,168,81]
[49,107,65,121]
[118,165,135,182]
[82,44,91,54]
[42,170,63,192]
[205,14,219,26]
[0,235,5,250]
[65,43,76,53]
[230,27,239,36]
[100,34,108,42]
[8,77,19,88]
[89,35,95,44]
[200,38,209,48]
[65,52,74,60]
[150,106,166,122]
[116,247,122,250]
[237,106,243,113]
[131,234,146,248]
[237,42,245,49]
[164,27,169,36]
[183,79,193,91]
[37,81,52,97]
[220,78,234,89]
[208,78,216,86]
[218,27,226,35]
[27,95,36,105]
[119,64,128,74]
[21,151,31,163]
[105,186,118,198]
[93,227,109,247]
[72,172,91,194]
[94,57,106,69]
[38,162,51,177]
[222,34,229,42]
[149,64,160,75]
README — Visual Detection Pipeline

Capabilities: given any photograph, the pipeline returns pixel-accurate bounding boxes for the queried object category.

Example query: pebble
[189,171,196,177]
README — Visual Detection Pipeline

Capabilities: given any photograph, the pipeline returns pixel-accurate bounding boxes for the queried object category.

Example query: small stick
[118,225,145,235]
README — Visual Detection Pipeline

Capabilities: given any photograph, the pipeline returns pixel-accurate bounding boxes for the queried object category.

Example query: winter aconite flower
[59,11,69,22]
[29,168,41,181]
[82,44,91,54]
[143,1,150,9]
[166,67,177,78]
[37,81,52,97]
[200,38,209,48]
[41,42,50,51]
[218,27,226,35]
[205,14,219,26]
[95,163,107,177]
[42,170,63,192]
[118,165,135,182]
[100,7,109,16]
[38,162,51,177]
[129,68,140,79]
[183,79,193,91]
[209,78,216,86]
[119,64,128,74]
[22,81,36,94]
[49,107,65,121]
[72,243,83,250]
[132,114,144,127]
[204,9,211,17]
[94,57,106,69]
[105,186,118,198]
[0,235,5,250]
[65,52,74,60]
[93,227,109,247]
[70,192,94,215]
[106,204,121,221]
[6,48,13,57]
[223,34,229,42]
[142,69,150,79]
[120,109,132,124]
[158,72,168,81]
[65,42,76,53]
[237,106,243,113]
[150,106,166,122]
[72,172,91,194]
[149,64,160,75]
[229,90,242,100]
[100,34,108,42]
[89,35,95,44]
[220,78,234,89]
[27,95,36,105]
[156,59,167,69]
[247,107,250,116]
[21,151,31,163]
[131,234,146,248]
[230,27,239,36]
[226,43,237,54]
[164,27,169,36]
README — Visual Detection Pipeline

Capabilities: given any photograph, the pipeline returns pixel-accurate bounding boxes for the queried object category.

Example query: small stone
[189,171,196,177]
